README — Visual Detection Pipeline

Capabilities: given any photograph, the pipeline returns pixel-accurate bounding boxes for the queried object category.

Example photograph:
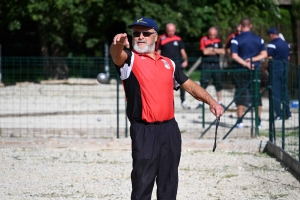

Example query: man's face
[132,25,157,54]
[208,29,217,40]
[269,34,275,40]
[236,25,241,35]
[166,24,176,37]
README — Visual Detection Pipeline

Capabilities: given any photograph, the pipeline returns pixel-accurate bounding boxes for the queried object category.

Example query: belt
[203,61,219,64]
[134,118,174,125]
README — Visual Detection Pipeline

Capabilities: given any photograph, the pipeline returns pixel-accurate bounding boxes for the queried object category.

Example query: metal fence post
[125,100,128,138]
[201,70,205,128]
[116,73,120,139]
[298,65,300,162]
[268,59,274,143]
[281,61,287,150]
[251,79,254,137]
[254,67,259,137]
[0,44,2,83]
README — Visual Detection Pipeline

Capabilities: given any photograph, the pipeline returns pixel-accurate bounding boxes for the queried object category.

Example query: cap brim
[128,24,154,29]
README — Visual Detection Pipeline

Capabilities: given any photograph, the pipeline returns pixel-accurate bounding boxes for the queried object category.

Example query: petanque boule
[97,73,109,84]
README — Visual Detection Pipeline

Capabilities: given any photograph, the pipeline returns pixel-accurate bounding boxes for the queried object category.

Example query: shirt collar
[132,50,161,60]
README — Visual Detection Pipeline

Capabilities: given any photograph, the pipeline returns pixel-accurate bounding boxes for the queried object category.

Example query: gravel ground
[1,138,300,200]
[1,82,299,199]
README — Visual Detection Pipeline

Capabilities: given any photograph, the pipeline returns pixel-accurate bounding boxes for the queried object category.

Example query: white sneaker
[181,101,191,109]
[236,122,244,128]
[258,124,262,129]
[195,103,203,109]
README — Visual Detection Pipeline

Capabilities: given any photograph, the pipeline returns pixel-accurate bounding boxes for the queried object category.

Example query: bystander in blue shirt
[267,27,291,120]
[231,31,266,69]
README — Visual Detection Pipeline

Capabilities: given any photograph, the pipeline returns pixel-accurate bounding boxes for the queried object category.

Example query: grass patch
[223,174,238,178]
[259,131,299,138]
[227,151,252,156]
[183,69,201,82]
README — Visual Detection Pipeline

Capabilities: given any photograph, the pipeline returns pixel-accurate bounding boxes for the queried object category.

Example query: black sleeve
[225,41,230,49]
[174,64,188,90]
[179,40,185,50]
[218,41,223,48]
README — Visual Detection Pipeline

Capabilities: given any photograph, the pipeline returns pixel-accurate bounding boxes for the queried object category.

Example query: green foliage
[0,0,295,56]
[291,0,300,19]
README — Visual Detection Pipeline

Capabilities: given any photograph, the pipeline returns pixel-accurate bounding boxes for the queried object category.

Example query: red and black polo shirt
[200,36,223,62]
[156,34,185,65]
[225,32,238,49]
[115,50,188,123]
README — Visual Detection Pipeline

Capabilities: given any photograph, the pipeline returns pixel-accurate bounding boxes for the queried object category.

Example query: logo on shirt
[140,56,146,59]
[214,43,219,48]
[162,60,170,69]
[173,41,178,46]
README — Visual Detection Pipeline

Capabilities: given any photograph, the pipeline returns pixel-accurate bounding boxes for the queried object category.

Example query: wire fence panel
[268,61,300,162]
[0,56,299,161]
[0,57,124,138]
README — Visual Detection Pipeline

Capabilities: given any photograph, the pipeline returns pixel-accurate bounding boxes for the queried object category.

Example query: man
[230,18,267,128]
[197,27,225,109]
[156,23,190,109]
[225,24,241,54]
[266,27,291,120]
[110,16,224,200]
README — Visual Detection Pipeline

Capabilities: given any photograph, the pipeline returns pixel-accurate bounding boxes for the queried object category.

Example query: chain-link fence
[0,56,299,162]
[267,60,300,162]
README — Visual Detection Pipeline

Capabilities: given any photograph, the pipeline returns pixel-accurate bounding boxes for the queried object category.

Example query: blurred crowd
[155,17,291,128]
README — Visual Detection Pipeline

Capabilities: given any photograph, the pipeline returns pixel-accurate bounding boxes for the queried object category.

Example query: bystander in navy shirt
[267,38,289,74]
[231,31,266,69]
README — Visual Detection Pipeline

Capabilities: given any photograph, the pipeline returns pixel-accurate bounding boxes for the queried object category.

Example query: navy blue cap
[267,27,278,35]
[128,17,158,32]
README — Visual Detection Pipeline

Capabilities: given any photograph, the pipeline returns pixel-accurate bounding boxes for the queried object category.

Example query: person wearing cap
[196,27,225,109]
[110,16,224,200]
[156,23,190,109]
[265,27,291,120]
[230,17,267,129]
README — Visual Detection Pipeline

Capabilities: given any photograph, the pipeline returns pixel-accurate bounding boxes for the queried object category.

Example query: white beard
[133,41,155,53]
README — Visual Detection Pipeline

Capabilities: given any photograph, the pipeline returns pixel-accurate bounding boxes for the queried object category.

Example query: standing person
[156,23,190,109]
[110,16,224,200]
[196,27,225,109]
[265,27,291,120]
[230,17,267,128]
[225,24,241,54]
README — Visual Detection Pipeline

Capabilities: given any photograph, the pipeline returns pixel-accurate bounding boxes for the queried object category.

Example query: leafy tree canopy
[0,0,294,56]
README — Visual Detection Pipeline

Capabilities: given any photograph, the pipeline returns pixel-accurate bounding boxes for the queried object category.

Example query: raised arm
[110,33,130,67]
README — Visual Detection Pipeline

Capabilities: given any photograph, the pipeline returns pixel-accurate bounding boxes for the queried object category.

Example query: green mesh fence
[268,60,299,162]
[0,57,122,138]
[0,56,299,162]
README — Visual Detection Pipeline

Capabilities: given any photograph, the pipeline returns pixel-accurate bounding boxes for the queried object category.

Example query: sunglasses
[132,31,156,37]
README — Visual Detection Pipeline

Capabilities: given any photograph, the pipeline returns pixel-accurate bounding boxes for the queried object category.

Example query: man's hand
[245,58,255,70]
[110,33,130,67]
[209,102,224,118]
[203,47,217,56]
[181,60,188,68]
[112,33,130,49]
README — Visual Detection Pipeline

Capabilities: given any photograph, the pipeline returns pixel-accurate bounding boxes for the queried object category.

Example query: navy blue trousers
[272,73,291,118]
